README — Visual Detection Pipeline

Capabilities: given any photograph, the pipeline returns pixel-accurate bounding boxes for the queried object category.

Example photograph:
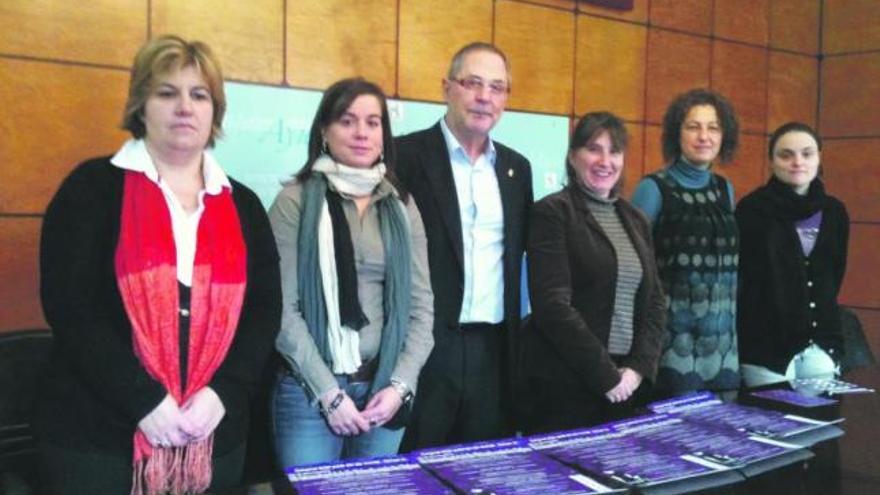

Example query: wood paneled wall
[0,0,824,332]
[820,0,880,356]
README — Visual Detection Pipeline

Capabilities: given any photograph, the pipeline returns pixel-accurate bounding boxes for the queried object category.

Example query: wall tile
[820,53,880,138]
[496,1,575,114]
[711,41,768,133]
[840,223,880,309]
[0,0,146,67]
[770,0,819,54]
[0,59,129,214]
[575,16,646,121]
[152,0,283,84]
[823,0,880,54]
[715,133,766,202]
[578,0,648,23]
[649,0,712,36]
[767,51,818,132]
[0,218,45,331]
[713,0,768,46]
[822,138,880,223]
[621,122,644,197]
[645,30,711,124]
[287,0,397,92]
[398,0,492,102]
[643,124,665,173]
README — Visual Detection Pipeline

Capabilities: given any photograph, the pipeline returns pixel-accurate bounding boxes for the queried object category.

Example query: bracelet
[321,391,345,416]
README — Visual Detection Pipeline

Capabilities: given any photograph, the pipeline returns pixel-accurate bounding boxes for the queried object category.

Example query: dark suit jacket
[395,122,533,384]
[523,186,666,398]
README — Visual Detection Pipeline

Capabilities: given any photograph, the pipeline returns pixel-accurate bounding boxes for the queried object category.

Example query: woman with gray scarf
[269,78,433,468]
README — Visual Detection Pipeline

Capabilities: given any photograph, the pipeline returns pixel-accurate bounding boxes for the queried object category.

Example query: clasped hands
[319,386,403,437]
[137,387,225,449]
[605,367,643,404]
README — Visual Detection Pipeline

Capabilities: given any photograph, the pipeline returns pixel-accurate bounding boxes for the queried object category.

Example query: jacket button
[180,308,190,317]
[807,280,813,287]
[812,321,818,328]
[809,302,816,309]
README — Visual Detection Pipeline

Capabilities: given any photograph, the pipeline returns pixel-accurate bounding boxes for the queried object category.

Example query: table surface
[237,365,880,495]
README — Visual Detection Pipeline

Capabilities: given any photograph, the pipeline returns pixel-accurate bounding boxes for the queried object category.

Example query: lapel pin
[507,168,514,178]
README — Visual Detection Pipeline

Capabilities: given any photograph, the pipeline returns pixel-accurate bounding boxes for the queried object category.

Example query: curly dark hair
[661,88,739,164]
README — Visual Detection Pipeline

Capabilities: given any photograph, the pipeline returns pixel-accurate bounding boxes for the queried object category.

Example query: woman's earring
[322,139,330,155]
[379,151,385,164]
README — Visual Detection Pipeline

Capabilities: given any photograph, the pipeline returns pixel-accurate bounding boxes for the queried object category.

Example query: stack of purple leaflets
[415,438,624,494]
[650,391,844,447]
[286,456,454,495]
[607,413,812,478]
[527,423,743,495]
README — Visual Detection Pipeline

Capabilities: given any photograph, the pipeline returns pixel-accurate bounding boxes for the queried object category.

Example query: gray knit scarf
[297,173,412,396]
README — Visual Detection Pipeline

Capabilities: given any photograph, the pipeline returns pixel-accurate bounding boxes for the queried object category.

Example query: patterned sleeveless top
[649,169,740,392]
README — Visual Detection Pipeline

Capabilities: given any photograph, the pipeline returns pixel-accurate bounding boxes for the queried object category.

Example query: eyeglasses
[450,77,510,96]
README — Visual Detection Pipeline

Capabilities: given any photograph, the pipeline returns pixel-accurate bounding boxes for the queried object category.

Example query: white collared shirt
[440,118,505,324]
[110,139,232,286]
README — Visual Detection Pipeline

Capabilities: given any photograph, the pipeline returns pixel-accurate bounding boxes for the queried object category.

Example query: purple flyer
[416,438,620,494]
[527,422,737,489]
[286,456,453,495]
[650,391,843,446]
[751,388,838,407]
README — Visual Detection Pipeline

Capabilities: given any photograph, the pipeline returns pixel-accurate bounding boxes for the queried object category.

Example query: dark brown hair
[566,111,629,186]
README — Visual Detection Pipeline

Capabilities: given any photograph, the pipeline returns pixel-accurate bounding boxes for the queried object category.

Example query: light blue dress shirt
[439,117,505,324]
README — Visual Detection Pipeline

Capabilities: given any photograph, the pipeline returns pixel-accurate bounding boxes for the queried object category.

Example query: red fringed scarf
[115,171,247,495]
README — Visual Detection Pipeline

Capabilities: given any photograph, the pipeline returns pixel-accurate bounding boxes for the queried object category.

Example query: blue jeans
[271,372,405,470]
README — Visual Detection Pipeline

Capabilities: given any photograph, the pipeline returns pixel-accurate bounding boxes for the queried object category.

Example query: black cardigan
[36,157,281,456]
[736,182,849,374]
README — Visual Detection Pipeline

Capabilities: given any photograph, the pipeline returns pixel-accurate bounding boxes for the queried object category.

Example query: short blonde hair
[121,35,226,147]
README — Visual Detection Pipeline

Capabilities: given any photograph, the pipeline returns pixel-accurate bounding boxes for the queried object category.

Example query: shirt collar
[110,138,231,194]
[439,117,497,165]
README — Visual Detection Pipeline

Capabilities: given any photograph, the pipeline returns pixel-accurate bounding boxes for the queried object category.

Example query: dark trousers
[400,323,506,452]
[38,440,246,495]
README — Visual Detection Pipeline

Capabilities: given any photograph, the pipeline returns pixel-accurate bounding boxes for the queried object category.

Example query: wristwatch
[389,378,414,405]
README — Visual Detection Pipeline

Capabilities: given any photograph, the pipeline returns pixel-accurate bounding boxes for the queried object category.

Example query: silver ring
[160,440,170,448]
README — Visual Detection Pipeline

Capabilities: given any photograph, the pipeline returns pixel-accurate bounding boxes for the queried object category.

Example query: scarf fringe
[132,435,214,495]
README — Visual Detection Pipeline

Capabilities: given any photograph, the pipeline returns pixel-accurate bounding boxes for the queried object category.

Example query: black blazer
[395,122,533,368]
[523,186,666,396]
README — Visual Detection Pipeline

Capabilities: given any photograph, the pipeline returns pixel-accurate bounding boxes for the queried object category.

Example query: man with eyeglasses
[396,42,533,451]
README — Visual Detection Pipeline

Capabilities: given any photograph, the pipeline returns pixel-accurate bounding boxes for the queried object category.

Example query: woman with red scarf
[36,36,281,494]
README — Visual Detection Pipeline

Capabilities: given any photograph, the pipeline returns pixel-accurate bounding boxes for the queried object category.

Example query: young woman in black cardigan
[737,122,849,386]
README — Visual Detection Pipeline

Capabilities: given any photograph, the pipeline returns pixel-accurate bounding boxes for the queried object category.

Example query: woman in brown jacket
[520,112,666,434]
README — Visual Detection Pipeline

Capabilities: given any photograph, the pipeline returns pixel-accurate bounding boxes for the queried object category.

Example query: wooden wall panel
[398,0,492,102]
[713,0,768,46]
[711,41,768,134]
[643,124,664,173]
[715,133,766,201]
[820,53,880,138]
[767,52,818,131]
[822,138,880,223]
[649,0,712,36]
[840,224,880,309]
[578,0,648,23]
[0,218,45,332]
[645,30,711,124]
[0,59,128,214]
[769,0,819,54]
[496,1,574,114]
[0,0,146,67]
[151,0,283,84]
[575,16,646,121]
[621,123,644,197]
[823,0,880,54]
[527,0,577,9]
[287,0,397,92]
